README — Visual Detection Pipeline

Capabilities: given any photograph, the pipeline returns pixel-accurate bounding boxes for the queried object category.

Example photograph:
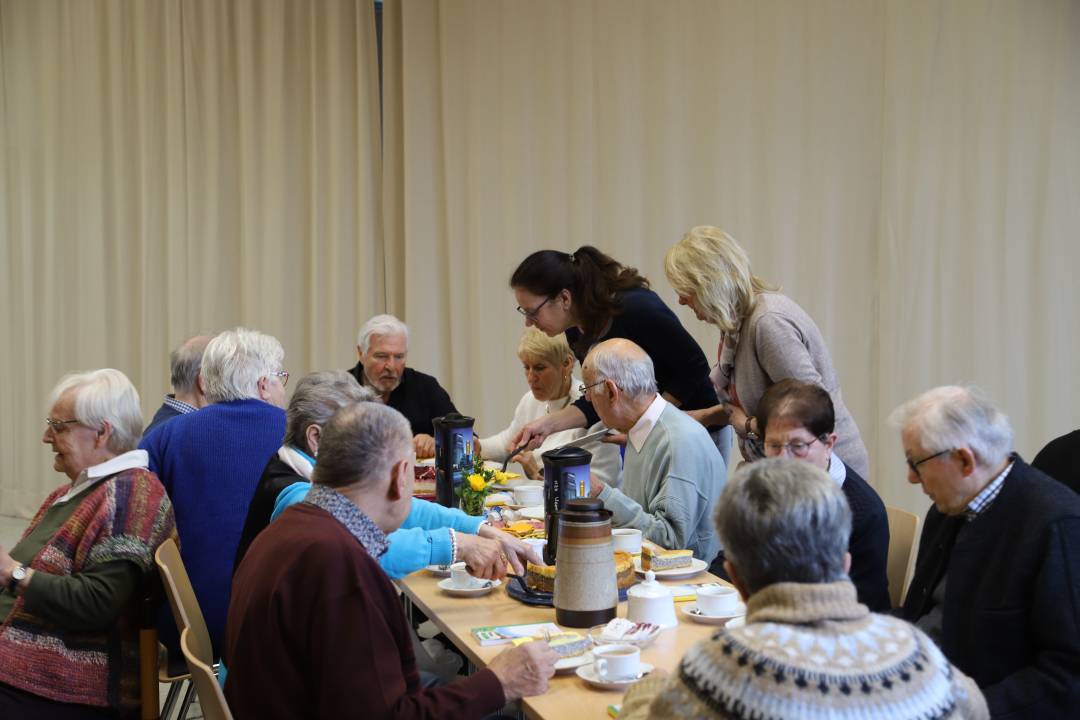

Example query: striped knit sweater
[621,581,988,720]
[0,468,175,715]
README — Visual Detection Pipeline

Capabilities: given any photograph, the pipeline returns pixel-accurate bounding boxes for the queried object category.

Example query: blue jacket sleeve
[271,482,312,520]
[378,500,485,579]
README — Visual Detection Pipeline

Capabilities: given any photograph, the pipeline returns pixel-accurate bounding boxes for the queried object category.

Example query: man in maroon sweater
[226,402,557,719]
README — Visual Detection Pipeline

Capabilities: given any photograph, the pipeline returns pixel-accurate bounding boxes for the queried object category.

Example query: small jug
[626,570,677,629]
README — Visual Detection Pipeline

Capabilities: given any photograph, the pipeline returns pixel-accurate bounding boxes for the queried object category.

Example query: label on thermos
[433,414,475,508]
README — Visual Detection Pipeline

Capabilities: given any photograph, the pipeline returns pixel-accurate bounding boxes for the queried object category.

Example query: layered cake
[526,551,636,593]
[546,632,590,658]
[641,545,693,571]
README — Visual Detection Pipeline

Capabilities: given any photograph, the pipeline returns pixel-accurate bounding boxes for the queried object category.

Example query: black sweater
[842,463,892,612]
[349,362,458,437]
[566,288,718,426]
[900,456,1080,719]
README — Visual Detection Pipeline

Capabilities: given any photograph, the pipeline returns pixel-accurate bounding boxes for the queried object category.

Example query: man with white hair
[141,327,289,657]
[582,338,725,560]
[349,314,457,458]
[893,385,1080,718]
[144,333,214,435]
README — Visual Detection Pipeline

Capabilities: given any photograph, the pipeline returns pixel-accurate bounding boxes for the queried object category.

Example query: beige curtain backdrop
[0,0,383,516]
[382,0,1080,517]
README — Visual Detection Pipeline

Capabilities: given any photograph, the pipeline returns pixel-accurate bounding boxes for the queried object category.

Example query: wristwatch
[7,564,27,593]
[744,415,760,442]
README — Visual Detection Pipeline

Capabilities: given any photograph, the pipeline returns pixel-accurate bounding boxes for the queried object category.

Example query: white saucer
[437,578,501,597]
[681,602,746,626]
[633,556,708,580]
[426,564,452,577]
[518,505,545,520]
[554,651,593,674]
[576,662,654,690]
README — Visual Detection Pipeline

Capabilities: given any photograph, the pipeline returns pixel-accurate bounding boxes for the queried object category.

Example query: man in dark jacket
[349,314,457,459]
[892,385,1080,719]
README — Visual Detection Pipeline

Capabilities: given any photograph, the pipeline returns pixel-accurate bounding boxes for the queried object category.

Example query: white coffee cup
[696,585,741,616]
[449,562,476,589]
[593,644,641,681]
[611,528,643,554]
[513,483,544,506]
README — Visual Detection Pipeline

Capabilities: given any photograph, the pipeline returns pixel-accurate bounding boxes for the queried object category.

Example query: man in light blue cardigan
[584,339,725,561]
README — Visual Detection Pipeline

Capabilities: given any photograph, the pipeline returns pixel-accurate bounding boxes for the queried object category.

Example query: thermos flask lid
[432,413,473,428]
[540,446,592,464]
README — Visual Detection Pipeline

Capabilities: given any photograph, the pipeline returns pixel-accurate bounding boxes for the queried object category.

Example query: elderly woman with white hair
[665,226,869,477]
[479,329,620,484]
[620,458,987,720]
[140,327,288,658]
[0,369,175,719]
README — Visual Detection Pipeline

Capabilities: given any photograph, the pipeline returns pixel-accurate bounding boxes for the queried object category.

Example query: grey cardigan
[734,292,869,478]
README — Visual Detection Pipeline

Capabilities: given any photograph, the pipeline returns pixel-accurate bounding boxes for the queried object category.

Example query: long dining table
[398,565,735,719]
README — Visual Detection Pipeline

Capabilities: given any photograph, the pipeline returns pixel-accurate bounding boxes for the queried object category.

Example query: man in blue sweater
[141,327,288,657]
[894,385,1080,719]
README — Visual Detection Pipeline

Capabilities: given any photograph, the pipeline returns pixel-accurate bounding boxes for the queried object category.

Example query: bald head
[583,339,657,400]
[170,334,214,406]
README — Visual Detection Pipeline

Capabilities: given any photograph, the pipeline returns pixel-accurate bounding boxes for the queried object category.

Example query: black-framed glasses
[906,448,951,477]
[45,417,79,433]
[763,436,822,458]
[269,370,290,387]
[578,379,607,397]
[516,296,553,320]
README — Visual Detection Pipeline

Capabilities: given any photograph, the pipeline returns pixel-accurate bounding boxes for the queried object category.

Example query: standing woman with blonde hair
[665,226,869,477]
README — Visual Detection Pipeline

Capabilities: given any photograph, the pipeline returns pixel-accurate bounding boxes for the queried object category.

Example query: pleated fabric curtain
[380,0,1080,516]
[0,0,384,516]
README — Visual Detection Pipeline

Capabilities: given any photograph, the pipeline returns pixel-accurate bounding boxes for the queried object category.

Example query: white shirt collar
[628,394,667,452]
[54,449,150,504]
[827,451,847,487]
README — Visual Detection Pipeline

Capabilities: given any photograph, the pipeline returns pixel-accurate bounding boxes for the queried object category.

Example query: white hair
[357,314,409,355]
[889,385,1014,468]
[48,369,143,453]
[313,402,413,491]
[200,328,285,403]
[588,342,657,399]
[283,371,377,452]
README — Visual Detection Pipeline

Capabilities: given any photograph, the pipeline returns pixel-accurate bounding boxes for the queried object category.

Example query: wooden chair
[180,628,233,720]
[138,562,190,720]
[155,537,214,719]
[886,506,920,608]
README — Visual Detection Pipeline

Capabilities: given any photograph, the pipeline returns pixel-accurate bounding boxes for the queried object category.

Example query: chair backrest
[885,506,920,608]
[155,537,214,665]
[181,628,233,720]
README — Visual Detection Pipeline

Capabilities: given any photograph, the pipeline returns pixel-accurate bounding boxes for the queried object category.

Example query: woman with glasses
[508,246,722,457]
[664,226,870,478]
[756,378,890,610]
[478,329,620,483]
[0,369,175,718]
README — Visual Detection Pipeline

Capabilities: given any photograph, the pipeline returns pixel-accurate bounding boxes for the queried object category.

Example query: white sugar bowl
[627,571,678,629]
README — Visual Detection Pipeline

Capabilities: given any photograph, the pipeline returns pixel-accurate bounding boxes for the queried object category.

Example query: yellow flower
[467,473,487,491]
[493,470,508,484]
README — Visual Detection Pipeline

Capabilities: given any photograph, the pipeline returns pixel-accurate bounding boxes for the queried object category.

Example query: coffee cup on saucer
[449,562,477,589]
[696,585,741,616]
[592,644,640,682]
[611,528,643,554]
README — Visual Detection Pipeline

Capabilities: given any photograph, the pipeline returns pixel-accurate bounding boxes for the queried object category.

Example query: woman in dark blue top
[508,246,719,451]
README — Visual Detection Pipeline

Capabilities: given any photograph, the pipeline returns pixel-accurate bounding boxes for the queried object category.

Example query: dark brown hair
[509,246,648,352]
[757,379,835,439]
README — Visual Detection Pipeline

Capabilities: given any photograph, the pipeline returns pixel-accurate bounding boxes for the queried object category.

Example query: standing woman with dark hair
[509,246,726,458]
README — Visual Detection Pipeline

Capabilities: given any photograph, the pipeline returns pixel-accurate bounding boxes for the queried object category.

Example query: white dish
[437,578,501,597]
[633,556,708,580]
[726,616,745,629]
[519,505,545,520]
[554,651,593,674]
[588,622,661,648]
[681,602,746,626]
[426,564,452,578]
[576,662,654,690]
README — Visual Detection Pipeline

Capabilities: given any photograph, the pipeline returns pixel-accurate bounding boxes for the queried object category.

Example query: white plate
[437,578,501,597]
[576,662,654,690]
[633,556,708,580]
[426,564,452,577]
[726,616,745,629]
[681,602,746,626]
[554,650,593,674]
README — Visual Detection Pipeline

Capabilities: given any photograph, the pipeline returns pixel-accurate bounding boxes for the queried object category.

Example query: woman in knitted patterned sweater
[0,370,175,719]
[620,458,987,720]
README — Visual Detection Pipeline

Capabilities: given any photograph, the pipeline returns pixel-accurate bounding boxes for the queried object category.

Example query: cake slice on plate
[641,544,693,571]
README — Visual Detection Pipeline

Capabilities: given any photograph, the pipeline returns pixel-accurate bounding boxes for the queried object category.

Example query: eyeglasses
[516,296,553,320]
[45,417,79,433]
[906,448,951,477]
[269,370,290,387]
[578,379,607,397]
[764,437,821,458]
